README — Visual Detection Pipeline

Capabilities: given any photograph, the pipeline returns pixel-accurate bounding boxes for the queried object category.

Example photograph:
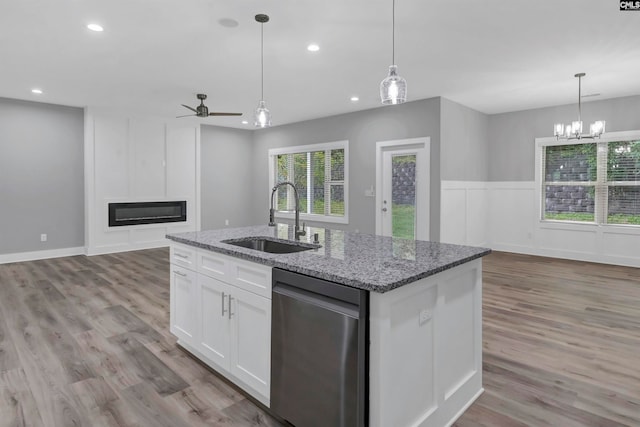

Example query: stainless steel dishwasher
[271,268,368,427]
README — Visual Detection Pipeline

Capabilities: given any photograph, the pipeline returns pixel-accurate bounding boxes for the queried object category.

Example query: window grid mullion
[596,142,608,225]
[287,154,294,211]
[324,149,331,216]
[306,152,312,214]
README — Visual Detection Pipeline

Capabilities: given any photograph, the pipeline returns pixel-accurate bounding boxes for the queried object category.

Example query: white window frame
[268,140,349,224]
[535,130,640,229]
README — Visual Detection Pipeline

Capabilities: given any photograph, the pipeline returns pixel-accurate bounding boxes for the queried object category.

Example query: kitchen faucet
[269,181,306,240]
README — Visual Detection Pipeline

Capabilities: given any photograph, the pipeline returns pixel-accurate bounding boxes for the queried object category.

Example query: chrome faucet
[269,181,306,240]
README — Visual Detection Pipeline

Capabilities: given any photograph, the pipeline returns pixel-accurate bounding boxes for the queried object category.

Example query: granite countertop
[166,224,491,293]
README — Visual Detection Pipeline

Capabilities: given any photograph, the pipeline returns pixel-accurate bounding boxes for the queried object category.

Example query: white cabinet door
[229,287,271,399]
[170,265,197,345]
[198,275,232,370]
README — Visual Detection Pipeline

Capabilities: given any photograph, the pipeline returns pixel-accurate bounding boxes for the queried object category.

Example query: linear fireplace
[108,201,187,227]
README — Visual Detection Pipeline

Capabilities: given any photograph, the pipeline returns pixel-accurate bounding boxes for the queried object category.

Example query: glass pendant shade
[254,100,271,128]
[380,65,407,105]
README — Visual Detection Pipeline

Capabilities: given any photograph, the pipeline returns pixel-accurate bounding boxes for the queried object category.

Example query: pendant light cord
[261,22,264,101]
[392,0,395,65]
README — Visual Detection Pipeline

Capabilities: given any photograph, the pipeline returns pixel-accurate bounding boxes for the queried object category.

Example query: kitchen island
[167,224,490,427]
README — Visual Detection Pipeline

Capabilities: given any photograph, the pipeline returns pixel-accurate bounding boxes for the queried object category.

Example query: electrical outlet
[40,233,47,242]
[419,309,432,325]
[225,219,229,226]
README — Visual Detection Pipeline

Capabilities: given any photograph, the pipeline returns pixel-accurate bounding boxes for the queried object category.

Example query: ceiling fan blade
[176,114,196,118]
[209,112,243,116]
[181,104,198,113]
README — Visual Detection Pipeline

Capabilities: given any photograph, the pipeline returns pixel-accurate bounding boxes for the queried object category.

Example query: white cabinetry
[169,265,197,345]
[169,243,272,405]
[369,259,483,427]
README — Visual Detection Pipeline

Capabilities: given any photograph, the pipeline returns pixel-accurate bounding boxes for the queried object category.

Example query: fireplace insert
[108,201,187,227]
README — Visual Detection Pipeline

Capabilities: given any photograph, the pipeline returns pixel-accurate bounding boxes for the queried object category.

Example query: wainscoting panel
[441,181,640,268]
[440,182,488,247]
[85,109,199,255]
[538,226,598,255]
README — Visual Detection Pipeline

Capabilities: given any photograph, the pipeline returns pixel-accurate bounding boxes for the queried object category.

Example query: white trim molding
[0,246,85,265]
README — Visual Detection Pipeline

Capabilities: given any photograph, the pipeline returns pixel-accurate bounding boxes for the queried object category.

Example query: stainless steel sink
[222,237,318,254]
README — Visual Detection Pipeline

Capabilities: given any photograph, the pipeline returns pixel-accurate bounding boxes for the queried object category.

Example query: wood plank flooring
[0,249,639,426]
[456,251,640,427]
[0,249,282,427]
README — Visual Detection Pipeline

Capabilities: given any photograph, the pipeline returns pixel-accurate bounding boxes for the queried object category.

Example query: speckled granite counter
[166,224,490,293]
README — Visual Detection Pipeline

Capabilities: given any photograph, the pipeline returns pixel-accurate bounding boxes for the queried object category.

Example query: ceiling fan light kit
[380,0,407,105]
[254,14,272,128]
[554,73,605,140]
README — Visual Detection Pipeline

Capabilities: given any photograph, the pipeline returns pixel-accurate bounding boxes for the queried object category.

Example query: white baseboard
[491,242,640,269]
[85,239,170,256]
[0,246,85,265]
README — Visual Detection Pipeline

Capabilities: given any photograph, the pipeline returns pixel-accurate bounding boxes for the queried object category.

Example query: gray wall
[200,125,255,230]
[488,94,640,181]
[440,98,489,181]
[0,97,84,254]
[247,98,442,239]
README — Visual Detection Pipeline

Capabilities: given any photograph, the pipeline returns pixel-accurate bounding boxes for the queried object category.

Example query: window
[539,132,640,226]
[268,141,348,224]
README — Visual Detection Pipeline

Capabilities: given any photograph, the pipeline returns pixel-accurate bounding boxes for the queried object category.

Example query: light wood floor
[0,249,639,426]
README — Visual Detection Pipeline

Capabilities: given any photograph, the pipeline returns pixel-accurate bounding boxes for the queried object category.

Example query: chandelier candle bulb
[554,123,564,137]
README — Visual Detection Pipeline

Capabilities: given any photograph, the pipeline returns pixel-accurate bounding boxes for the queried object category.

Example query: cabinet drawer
[228,257,272,299]
[197,250,229,281]
[170,243,196,269]
[197,250,272,299]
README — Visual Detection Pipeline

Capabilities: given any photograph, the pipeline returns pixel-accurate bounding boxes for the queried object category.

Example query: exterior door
[376,138,430,240]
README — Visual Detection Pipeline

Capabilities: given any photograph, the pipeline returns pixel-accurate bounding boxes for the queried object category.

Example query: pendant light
[380,0,407,105]
[254,14,272,128]
[553,73,605,140]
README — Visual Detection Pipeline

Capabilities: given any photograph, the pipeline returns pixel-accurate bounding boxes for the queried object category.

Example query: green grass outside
[544,212,595,222]
[545,212,640,225]
[607,214,640,225]
[392,204,415,239]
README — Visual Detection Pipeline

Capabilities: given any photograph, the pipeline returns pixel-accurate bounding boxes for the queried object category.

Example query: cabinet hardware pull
[173,270,187,277]
[174,253,189,259]
[221,292,227,317]
[228,296,234,319]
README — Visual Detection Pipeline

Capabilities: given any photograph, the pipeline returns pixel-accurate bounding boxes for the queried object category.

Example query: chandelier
[554,73,605,140]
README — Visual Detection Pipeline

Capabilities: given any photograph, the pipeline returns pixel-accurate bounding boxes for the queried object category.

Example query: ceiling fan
[177,94,242,118]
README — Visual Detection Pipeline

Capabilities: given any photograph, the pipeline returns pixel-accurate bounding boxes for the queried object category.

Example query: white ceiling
[2,0,639,129]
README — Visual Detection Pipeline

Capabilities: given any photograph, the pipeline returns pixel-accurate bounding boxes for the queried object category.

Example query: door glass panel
[391,154,416,239]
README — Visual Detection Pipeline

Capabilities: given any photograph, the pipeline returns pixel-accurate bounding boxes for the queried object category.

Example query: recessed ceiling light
[350,96,359,102]
[87,23,104,32]
[31,88,43,94]
[218,18,239,28]
[307,44,320,52]
[241,120,249,125]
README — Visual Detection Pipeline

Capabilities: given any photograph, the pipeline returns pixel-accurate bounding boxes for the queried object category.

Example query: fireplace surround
[108,201,187,227]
